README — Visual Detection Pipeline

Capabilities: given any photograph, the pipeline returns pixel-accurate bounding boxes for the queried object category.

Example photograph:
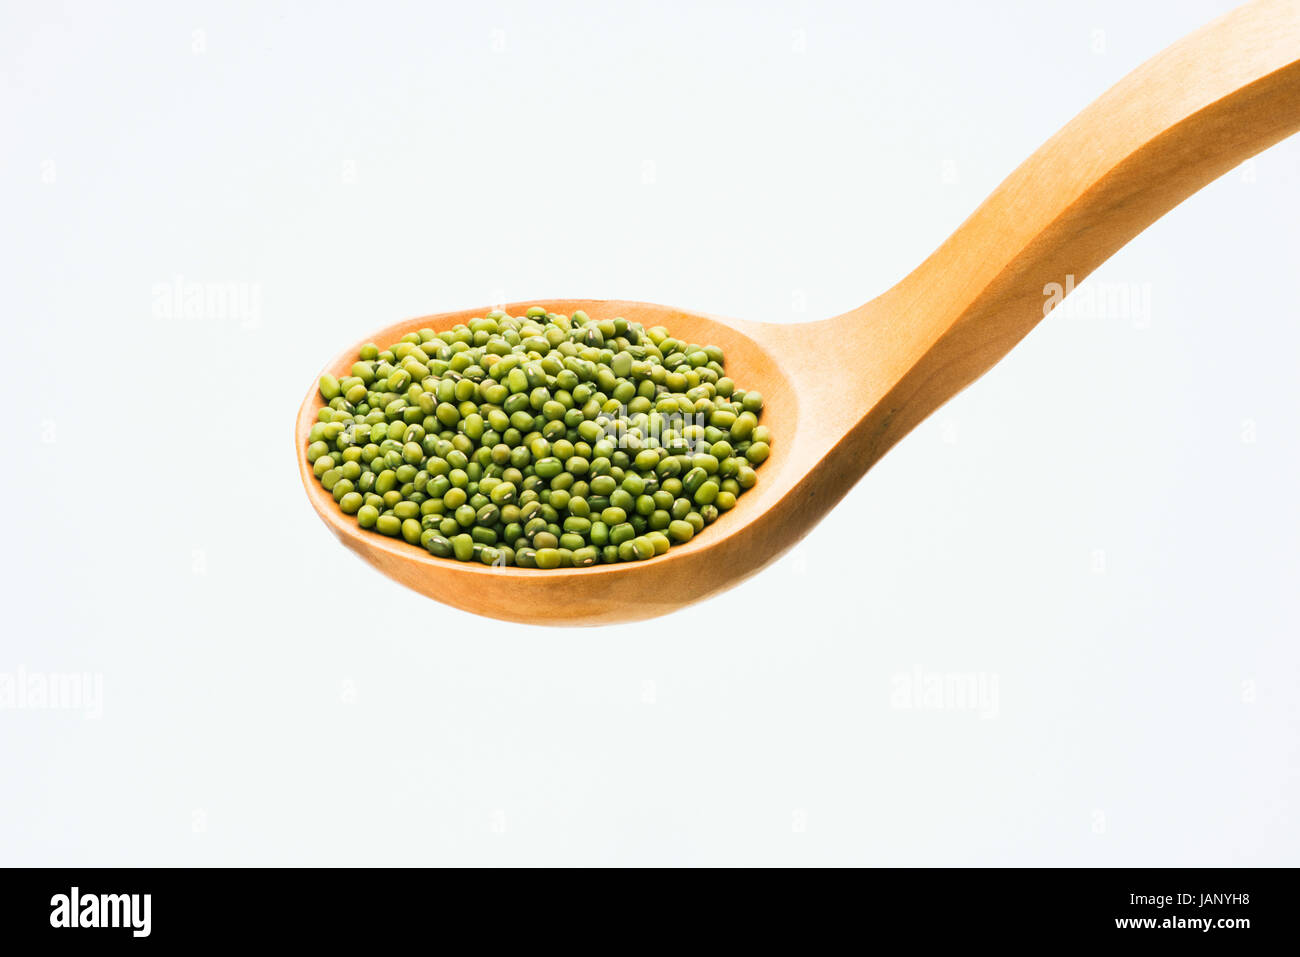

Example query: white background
[2,0,1297,866]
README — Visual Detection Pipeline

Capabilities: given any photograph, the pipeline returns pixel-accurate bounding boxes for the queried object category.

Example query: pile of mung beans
[306,307,771,568]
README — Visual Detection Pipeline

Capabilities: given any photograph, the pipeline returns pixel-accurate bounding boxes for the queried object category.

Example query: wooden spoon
[297,0,1300,625]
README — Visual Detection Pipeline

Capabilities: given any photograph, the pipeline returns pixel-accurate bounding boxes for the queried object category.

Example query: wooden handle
[838,0,1300,466]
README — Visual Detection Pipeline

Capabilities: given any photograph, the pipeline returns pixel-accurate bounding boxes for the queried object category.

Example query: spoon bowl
[297,300,809,624]
[298,0,1300,625]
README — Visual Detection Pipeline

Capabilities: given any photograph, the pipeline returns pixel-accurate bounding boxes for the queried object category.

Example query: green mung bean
[310,308,772,567]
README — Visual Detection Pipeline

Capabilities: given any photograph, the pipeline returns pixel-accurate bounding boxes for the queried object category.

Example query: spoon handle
[839,0,1300,466]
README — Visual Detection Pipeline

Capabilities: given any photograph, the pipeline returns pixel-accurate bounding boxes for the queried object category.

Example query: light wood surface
[296,0,1300,625]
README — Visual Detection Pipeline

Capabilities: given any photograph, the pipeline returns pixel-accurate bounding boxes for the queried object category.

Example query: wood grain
[296,0,1300,625]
